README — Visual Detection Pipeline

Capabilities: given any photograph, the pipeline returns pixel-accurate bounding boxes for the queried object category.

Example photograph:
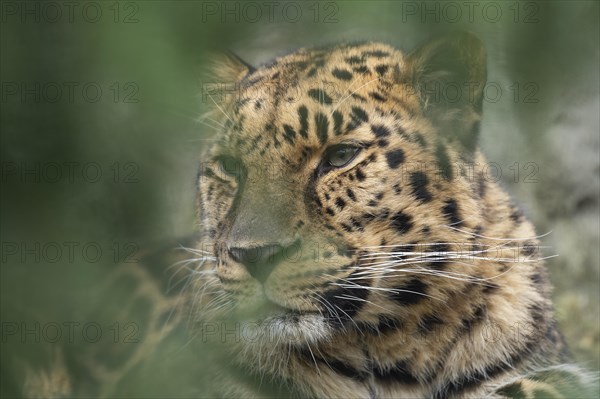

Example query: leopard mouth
[248,309,332,346]
[230,295,329,341]
[244,296,320,322]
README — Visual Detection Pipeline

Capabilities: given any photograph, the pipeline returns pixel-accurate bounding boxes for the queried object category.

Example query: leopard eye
[216,156,243,178]
[324,145,361,168]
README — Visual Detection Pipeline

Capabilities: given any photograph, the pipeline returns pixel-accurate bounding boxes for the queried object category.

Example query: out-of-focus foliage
[1,1,598,397]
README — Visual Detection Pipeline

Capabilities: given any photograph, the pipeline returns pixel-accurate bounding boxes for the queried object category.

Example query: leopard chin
[228,293,333,346]
[225,317,334,358]
[255,313,332,346]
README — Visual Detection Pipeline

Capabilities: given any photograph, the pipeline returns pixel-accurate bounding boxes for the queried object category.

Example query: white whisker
[206,93,234,124]
[329,77,381,117]
[445,225,553,242]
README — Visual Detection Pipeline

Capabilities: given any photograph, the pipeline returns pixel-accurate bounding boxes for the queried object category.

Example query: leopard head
[194,32,509,348]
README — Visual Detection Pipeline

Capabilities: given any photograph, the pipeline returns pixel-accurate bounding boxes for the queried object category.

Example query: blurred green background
[1,1,599,397]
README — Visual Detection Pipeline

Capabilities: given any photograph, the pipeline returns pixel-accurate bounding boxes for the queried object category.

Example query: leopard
[188,31,596,398]
[19,32,597,399]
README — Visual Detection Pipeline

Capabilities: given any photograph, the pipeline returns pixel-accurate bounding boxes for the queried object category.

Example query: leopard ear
[211,51,255,84]
[203,52,254,125]
[404,31,486,151]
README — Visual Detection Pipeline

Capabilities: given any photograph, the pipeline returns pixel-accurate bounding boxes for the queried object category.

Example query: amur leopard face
[194,34,539,350]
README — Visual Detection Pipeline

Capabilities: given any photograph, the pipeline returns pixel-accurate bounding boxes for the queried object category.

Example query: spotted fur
[189,32,598,398]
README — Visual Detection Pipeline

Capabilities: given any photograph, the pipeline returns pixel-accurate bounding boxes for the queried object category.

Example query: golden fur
[191,32,594,398]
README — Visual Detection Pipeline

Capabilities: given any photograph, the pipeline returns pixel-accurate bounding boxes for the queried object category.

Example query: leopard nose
[228,243,298,283]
